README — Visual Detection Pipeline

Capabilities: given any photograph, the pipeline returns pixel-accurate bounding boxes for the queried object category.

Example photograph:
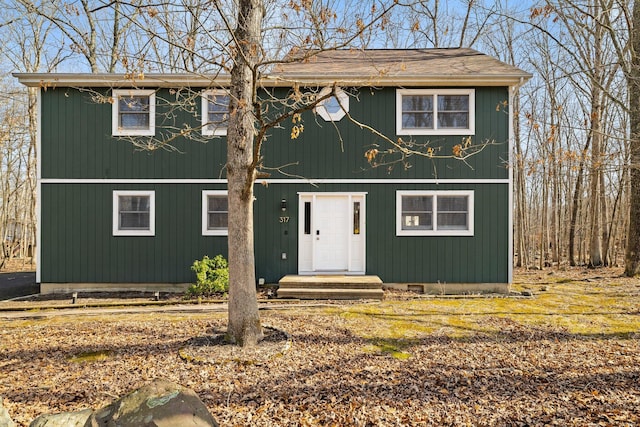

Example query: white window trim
[202,190,229,236]
[201,90,229,136]
[396,190,474,236]
[112,89,156,136]
[314,87,349,121]
[113,190,155,236]
[396,89,475,136]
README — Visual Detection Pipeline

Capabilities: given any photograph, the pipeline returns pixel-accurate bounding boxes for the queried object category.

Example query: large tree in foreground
[225,0,265,345]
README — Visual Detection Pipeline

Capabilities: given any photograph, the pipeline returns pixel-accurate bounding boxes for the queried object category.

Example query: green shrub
[187,255,229,298]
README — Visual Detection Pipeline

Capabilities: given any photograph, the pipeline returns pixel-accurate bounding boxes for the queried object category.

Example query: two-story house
[15,48,531,296]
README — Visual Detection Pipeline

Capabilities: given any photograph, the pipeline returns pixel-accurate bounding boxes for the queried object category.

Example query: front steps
[277,275,384,300]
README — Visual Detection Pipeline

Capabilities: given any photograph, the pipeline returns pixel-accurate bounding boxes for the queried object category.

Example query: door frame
[297,192,366,275]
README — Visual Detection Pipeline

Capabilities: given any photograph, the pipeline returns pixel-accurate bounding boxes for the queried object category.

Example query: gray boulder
[89,379,218,427]
[29,409,93,427]
[27,380,218,427]
[0,397,16,427]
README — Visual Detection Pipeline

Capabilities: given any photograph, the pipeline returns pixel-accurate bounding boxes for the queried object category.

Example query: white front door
[314,196,349,270]
[298,193,366,274]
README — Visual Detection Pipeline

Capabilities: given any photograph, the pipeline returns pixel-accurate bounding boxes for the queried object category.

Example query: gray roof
[273,48,531,85]
[14,48,531,88]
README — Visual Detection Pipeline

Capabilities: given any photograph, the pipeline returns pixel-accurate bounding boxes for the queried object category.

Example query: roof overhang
[13,72,531,89]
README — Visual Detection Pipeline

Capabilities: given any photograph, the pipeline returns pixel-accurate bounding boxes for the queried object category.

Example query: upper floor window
[202,190,228,235]
[113,190,155,236]
[396,190,474,236]
[112,89,156,136]
[315,87,349,121]
[202,90,230,136]
[396,89,475,136]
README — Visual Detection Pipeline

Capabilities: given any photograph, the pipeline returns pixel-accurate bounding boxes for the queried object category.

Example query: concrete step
[279,275,382,288]
[276,287,384,300]
[278,281,381,290]
[277,275,383,300]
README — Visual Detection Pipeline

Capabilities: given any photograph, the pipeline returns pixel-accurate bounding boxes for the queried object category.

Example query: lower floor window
[202,190,228,235]
[396,190,473,236]
[113,190,155,236]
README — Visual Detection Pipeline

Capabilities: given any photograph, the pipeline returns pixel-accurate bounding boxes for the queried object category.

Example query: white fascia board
[12,73,233,88]
[267,73,532,88]
[14,72,531,88]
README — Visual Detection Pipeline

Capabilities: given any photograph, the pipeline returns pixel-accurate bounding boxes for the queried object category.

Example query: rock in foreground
[29,379,218,427]
[0,396,17,427]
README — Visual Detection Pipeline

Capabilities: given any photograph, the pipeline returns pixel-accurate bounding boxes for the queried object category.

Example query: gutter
[510,76,528,93]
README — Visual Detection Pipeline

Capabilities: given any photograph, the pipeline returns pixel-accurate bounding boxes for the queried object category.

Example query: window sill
[397,128,475,136]
[113,230,155,237]
[113,128,155,137]
[396,230,474,237]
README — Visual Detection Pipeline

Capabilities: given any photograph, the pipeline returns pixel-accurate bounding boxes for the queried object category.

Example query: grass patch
[68,350,112,363]
[363,339,413,359]
[328,277,640,340]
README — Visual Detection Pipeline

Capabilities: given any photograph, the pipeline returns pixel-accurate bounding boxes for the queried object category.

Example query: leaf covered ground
[0,267,639,426]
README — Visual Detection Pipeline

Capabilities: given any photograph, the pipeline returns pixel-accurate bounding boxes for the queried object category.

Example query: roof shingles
[274,48,531,81]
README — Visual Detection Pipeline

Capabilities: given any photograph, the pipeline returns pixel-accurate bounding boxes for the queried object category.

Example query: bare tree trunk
[605,174,623,265]
[514,96,528,268]
[588,119,604,267]
[588,3,604,268]
[569,138,589,266]
[226,0,264,347]
[600,162,610,265]
[540,163,549,270]
[626,1,640,276]
[549,114,560,265]
[0,132,6,269]
[26,87,38,264]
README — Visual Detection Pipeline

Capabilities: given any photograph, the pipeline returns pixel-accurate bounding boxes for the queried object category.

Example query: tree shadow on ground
[2,314,639,425]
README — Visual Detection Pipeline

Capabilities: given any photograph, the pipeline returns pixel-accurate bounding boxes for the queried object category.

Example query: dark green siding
[41,87,509,181]
[257,182,510,284]
[42,181,508,284]
[265,87,510,181]
[41,183,228,284]
[41,88,228,180]
[40,85,511,285]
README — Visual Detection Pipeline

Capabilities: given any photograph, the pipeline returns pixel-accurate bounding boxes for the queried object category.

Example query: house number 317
[279,216,290,223]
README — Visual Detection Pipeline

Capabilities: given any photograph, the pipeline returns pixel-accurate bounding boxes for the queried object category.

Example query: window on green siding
[113,190,155,236]
[112,89,156,136]
[314,87,349,121]
[437,95,470,129]
[396,190,473,236]
[437,196,470,230]
[401,95,434,129]
[401,195,433,230]
[396,89,474,136]
[202,90,230,136]
[202,190,228,235]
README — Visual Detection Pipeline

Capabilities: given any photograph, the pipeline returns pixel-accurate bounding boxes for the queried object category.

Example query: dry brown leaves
[0,267,639,426]
[0,258,35,273]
